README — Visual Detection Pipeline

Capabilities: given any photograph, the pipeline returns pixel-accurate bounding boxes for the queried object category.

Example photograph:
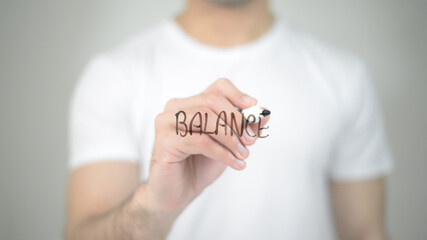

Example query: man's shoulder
[94,19,168,67]
[279,19,372,106]
[79,19,170,92]
[280,19,365,76]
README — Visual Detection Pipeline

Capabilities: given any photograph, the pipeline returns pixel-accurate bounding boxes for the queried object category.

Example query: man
[65,0,393,239]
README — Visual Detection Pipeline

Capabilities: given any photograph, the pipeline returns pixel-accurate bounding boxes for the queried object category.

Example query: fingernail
[235,158,246,170]
[237,143,249,158]
[241,95,257,105]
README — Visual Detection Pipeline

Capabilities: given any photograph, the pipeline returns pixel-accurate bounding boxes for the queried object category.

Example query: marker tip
[261,109,271,117]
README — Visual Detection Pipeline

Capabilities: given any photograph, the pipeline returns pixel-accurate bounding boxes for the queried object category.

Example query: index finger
[204,78,257,109]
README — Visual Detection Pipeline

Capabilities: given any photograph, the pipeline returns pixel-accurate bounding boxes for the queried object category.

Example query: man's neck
[176,0,274,47]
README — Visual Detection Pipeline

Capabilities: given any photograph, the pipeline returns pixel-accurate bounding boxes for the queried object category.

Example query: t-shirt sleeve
[68,56,138,170]
[329,61,394,181]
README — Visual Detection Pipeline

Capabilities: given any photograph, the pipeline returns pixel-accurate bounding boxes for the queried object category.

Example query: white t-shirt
[69,17,393,239]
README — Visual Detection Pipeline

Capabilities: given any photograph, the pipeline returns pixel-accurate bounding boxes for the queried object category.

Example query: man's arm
[331,178,387,240]
[65,162,175,240]
[65,79,264,239]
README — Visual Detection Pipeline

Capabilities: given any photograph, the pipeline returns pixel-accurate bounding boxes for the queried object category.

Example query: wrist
[130,184,179,224]
[114,185,176,239]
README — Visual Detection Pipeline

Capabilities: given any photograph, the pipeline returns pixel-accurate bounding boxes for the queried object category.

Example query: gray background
[1,0,426,239]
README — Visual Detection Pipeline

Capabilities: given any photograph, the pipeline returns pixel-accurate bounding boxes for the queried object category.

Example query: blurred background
[1,0,426,239]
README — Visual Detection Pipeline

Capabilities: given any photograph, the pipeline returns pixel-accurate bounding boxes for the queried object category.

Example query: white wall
[1,0,426,239]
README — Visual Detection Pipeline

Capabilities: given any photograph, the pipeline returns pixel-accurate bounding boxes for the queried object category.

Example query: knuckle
[230,136,240,149]
[199,107,210,114]
[154,132,172,152]
[220,149,234,163]
[195,107,212,118]
[204,93,220,108]
[216,77,230,87]
[154,113,162,127]
[232,91,244,100]
[165,98,180,110]
[154,112,167,128]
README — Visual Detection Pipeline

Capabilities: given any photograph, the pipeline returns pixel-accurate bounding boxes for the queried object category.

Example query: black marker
[241,106,271,123]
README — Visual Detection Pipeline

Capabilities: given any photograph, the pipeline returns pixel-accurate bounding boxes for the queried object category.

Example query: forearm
[337,229,386,240]
[332,179,387,240]
[357,231,386,240]
[66,185,176,240]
